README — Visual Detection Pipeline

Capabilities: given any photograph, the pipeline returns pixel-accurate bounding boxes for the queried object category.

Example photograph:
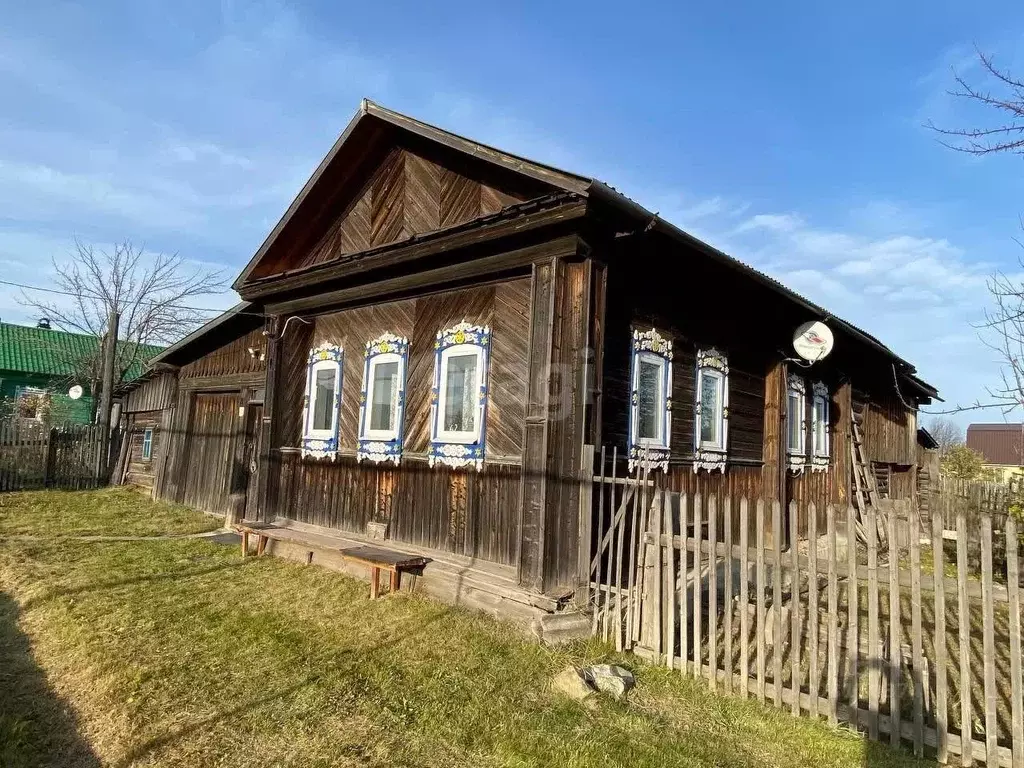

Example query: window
[810,381,830,472]
[429,322,490,470]
[628,328,673,473]
[787,375,807,473]
[358,334,409,464]
[15,386,48,421]
[694,348,729,473]
[301,344,343,460]
[142,428,153,461]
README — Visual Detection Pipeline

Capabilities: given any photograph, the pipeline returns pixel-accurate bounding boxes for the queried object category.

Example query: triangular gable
[234,100,592,288]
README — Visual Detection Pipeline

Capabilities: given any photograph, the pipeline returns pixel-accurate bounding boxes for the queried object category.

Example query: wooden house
[134,101,938,628]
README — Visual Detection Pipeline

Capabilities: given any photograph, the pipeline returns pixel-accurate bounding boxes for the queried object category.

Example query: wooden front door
[183,392,240,516]
[243,403,264,521]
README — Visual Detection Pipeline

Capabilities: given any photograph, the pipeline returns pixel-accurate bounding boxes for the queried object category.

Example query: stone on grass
[582,664,635,701]
[552,666,595,701]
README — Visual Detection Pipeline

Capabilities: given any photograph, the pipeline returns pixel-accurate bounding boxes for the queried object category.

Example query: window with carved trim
[628,328,673,473]
[358,334,409,465]
[787,375,807,473]
[694,348,729,473]
[810,381,830,471]
[429,322,490,471]
[301,344,343,460]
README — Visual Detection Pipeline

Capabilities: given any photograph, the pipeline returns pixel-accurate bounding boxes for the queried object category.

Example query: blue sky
[1,0,1023,426]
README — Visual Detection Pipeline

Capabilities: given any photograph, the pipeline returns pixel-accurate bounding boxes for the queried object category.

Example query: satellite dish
[68,385,84,400]
[793,321,834,363]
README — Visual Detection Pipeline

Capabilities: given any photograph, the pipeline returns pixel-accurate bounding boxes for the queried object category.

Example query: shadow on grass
[0,592,100,768]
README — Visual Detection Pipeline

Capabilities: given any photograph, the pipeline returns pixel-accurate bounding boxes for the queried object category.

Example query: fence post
[42,427,57,488]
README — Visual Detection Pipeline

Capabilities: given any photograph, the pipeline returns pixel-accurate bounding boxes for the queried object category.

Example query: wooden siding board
[370,148,407,247]
[180,328,267,381]
[404,153,442,235]
[440,168,481,227]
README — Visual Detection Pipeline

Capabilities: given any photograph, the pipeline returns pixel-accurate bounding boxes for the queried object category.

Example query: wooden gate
[182,393,240,516]
[0,419,101,491]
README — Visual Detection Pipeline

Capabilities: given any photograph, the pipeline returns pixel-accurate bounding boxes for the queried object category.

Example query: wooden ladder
[849,404,886,546]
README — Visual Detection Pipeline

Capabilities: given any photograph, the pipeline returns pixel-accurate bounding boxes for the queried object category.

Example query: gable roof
[233,99,938,402]
[0,321,162,381]
[147,302,261,368]
[967,423,1024,466]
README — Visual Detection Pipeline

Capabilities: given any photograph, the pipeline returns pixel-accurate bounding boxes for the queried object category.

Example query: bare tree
[20,240,225,415]
[923,416,964,455]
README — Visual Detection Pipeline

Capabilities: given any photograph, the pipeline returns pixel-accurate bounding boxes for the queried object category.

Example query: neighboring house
[123,101,938,625]
[966,423,1024,482]
[0,318,161,424]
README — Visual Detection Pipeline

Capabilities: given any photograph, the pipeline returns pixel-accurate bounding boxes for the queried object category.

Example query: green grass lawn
[0,490,932,767]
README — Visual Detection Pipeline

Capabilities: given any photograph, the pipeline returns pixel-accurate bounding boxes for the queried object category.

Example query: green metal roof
[0,321,163,382]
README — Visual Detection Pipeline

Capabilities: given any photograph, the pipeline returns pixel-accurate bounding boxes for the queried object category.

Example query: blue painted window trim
[627,327,673,473]
[301,343,344,460]
[429,321,491,471]
[357,333,409,465]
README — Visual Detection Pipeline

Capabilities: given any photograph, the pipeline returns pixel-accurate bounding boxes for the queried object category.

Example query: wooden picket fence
[589,451,1024,767]
[0,419,103,491]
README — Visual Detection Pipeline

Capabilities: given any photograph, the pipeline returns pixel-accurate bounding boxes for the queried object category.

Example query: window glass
[787,392,803,451]
[370,361,399,432]
[700,371,720,445]
[444,353,478,433]
[813,397,828,455]
[142,429,153,460]
[312,368,336,432]
[637,358,662,440]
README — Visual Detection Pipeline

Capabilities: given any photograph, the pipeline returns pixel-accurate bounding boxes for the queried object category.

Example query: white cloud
[734,212,805,235]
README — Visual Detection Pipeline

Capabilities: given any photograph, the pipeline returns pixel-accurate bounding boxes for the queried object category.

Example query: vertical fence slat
[592,446,606,637]
[613,450,626,650]
[757,499,767,703]
[957,508,974,766]
[911,503,925,758]
[652,481,663,662]
[709,494,718,691]
[981,512,997,767]
[934,497,950,766]
[1006,516,1022,768]
[889,509,902,749]
[740,497,750,699]
[680,491,690,677]
[724,495,733,695]
[694,493,703,680]
[665,489,676,671]
[773,500,783,709]
[848,504,860,733]
[809,501,820,720]
[868,503,880,742]
[827,503,839,726]
[790,499,801,716]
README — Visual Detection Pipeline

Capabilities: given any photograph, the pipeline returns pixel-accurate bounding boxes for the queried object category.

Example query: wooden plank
[724,496,734,695]
[592,446,607,637]
[773,500,783,709]
[868,503,880,741]
[911,504,925,758]
[827,503,839,726]
[709,494,718,691]
[613,448,626,649]
[680,491,690,677]
[694,493,704,682]
[934,496,950,766]
[790,499,801,716]
[757,499,767,702]
[626,460,646,649]
[578,444,595,605]
[889,509,902,749]
[665,490,676,670]
[652,483,664,662]
[982,512,998,766]
[1006,516,1023,768]
[739,497,750,699]
[957,507,974,766]
[808,501,819,719]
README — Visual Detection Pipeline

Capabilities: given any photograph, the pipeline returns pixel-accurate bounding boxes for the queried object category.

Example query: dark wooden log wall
[862,390,917,467]
[179,327,267,380]
[295,139,539,272]
[124,410,161,489]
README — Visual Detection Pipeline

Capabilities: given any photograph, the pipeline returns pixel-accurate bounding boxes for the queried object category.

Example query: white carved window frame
[787,374,807,473]
[301,343,344,460]
[429,322,491,471]
[357,333,409,465]
[810,381,830,472]
[627,327,673,473]
[693,348,729,474]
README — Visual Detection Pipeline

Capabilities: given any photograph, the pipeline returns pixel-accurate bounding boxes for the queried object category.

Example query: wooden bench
[233,522,276,558]
[340,545,429,599]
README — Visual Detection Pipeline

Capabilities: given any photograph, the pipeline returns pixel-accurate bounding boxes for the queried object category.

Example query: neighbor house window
[787,375,807,473]
[142,428,153,461]
[429,322,490,470]
[694,348,729,473]
[301,343,343,460]
[357,333,409,465]
[810,381,830,472]
[15,386,48,421]
[628,328,673,473]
